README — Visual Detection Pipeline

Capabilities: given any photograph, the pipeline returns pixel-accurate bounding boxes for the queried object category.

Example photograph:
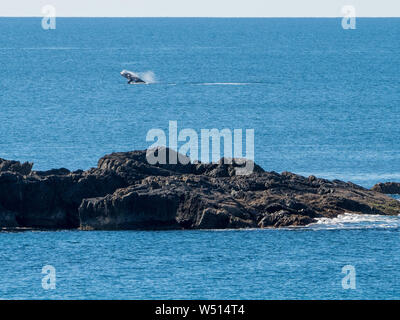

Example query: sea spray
[308,213,400,230]
[138,71,156,84]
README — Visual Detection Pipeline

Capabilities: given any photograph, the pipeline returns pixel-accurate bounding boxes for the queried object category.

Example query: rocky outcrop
[0,168,127,229]
[0,148,399,230]
[0,158,33,175]
[372,182,400,195]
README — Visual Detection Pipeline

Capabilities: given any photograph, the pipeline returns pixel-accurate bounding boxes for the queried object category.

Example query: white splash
[137,71,156,84]
[306,213,400,230]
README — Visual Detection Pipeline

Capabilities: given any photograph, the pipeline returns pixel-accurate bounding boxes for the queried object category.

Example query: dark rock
[259,210,316,228]
[0,148,399,230]
[0,204,18,228]
[79,186,182,230]
[372,182,400,194]
[79,174,256,230]
[0,168,127,229]
[34,168,70,176]
[0,158,33,175]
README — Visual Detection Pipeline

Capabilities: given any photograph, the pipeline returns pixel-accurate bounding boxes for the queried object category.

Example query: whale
[120,70,146,84]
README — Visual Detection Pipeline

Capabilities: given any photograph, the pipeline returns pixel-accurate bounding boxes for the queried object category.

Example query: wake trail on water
[195,82,251,86]
[161,81,268,86]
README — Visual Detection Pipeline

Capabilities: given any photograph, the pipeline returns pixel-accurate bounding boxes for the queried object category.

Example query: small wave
[306,213,400,230]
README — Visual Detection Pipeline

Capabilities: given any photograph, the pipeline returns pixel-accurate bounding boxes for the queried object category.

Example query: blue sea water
[0,18,399,299]
[1,18,399,187]
[1,215,400,300]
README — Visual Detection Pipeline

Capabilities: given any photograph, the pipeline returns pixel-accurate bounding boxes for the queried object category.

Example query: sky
[0,0,399,17]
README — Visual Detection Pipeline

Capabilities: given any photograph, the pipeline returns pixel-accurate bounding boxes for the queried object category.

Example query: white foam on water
[306,213,400,230]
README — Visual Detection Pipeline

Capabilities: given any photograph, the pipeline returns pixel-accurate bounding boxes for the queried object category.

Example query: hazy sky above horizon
[1,0,399,17]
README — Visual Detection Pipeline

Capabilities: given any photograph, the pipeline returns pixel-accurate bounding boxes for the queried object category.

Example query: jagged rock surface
[372,182,400,195]
[0,158,33,175]
[1,149,399,230]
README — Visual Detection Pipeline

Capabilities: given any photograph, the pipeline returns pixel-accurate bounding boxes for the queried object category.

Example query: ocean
[0,18,399,299]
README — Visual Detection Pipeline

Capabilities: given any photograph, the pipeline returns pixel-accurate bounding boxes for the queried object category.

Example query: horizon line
[1,16,400,18]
